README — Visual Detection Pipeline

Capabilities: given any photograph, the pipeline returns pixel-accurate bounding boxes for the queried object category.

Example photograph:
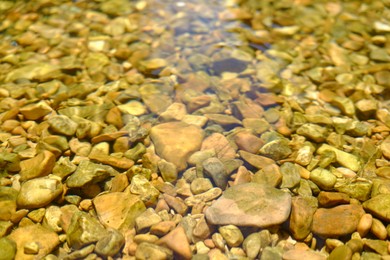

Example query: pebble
[363,194,390,222]
[93,191,146,231]
[48,115,78,136]
[283,248,327,260]
[357,213,373,237]
[296,123,327,143]
[289,196,318,240]
[150,122,204,171]
[0,237,16,260]
[280,162,301,189]
[243,232,261,259]
[202,157,229,189]
[317,191,350,207]
[370,218,387,240]
[259,139,292,161]
[234,131,264,154]
[66,211,109,249]
[135,242,173,260]
[316,144,360,172]
[239,150,275,169]
[150,221,176,236]
[19,150,56,181]
[310,167,337,190]
[219,225,244,247]
[157,159,178,182]
[252,163,282,187]
[95,228,125,257]
[135,208,162,232]
[66,160,116,188]
[201,133,236,160]
[364,239,389,256]
[205,183,291,227]
[19,101,53,120]
[184,187,222,207]
[328,245,353,260]
[157,225,192,259]
[191,178,213,195]
[8,224,59,259]
[163,194,188,215]
[16,176,63,209]
[312,204,364,237]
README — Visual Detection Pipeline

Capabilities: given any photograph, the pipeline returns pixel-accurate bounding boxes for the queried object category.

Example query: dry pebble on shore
[1,0,390,259]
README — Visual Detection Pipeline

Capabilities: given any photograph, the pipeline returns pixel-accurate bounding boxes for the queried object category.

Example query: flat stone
[381,136,390,160]
[93,191,146,231]
[158,159,178,182]
[234,131,264,154]
[16,176,63,209]
[130,174,160,207]
[259,139,292,161]
[19,150,56,181]
[252,164,282,187]
[280,162,301,189]
[19,101,53,120]
[205,183,291,227]
[363,194,390,222]
[117,100,147,116]
[150,221,176,237]
[159,102,187,122]
[201,133,236,160]
[66,211,109,249]
[239,150,275,169]
[66,160,117,188]
[190,178,213,195]
[48,115,78,136]
[318,191,350,207]
[150,122,204,171]
[5,63,60,82]
[312,204,364,237]
[8,224,59,260]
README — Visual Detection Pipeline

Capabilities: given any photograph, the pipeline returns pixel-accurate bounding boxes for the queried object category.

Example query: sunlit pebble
[176,2,185,7]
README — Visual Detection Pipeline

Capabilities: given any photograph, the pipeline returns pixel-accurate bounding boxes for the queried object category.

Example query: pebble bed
[1,0,390,259]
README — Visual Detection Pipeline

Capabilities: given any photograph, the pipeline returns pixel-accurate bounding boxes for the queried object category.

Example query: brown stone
[157,226,192,259]
[19,150,56,181]
[312,204,364,237]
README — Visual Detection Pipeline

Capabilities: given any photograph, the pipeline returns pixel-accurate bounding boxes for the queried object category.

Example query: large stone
[93,191,146,231]
[205,183,291,227]
[312,204,364,237]
[150,122,204,171]
[201,133,236,160]
[363,194,390,222]
[8,224,59,260]
[16,176,63,209]
[19,150,56,181]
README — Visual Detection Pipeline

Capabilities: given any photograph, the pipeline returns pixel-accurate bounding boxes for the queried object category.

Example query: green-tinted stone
[0,237,16,260]
[329,245,353,260]
[335,179,372,201]
[310,168,337,190]
[280,162,301,189]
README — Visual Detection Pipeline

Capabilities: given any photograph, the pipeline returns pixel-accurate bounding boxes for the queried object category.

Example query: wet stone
[317,144,360,172]
[19,101,53,120]
[66,211,109,249]
[289,196,318,240]
[135,242,173,260]
[205,183,291,227]
[93,192,146,231]
[8,224,59,260]
[95,229,125,257]
[312,204,365,237]
[19,150,56,181]
[318,191,350,207]
[202,157,229,189]
[296,124,327,143]
[150,122,204,171]
[363,194,390,222]
[310,168,337,191]
[17,176,63,209]
[48,115,78,136]
[0,237,16,260]
[157,226,192,259]
[280,162,301,189]
[219,225,244,248]
[191,178,213,195]
[66,160,117,188]
[259,139,292,161]
[135,208,162,232]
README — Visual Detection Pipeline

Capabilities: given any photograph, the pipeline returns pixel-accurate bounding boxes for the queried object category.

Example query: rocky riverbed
[1,0,390,259]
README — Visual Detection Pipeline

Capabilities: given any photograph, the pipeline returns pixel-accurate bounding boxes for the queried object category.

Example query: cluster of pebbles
[1,0,390,259]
